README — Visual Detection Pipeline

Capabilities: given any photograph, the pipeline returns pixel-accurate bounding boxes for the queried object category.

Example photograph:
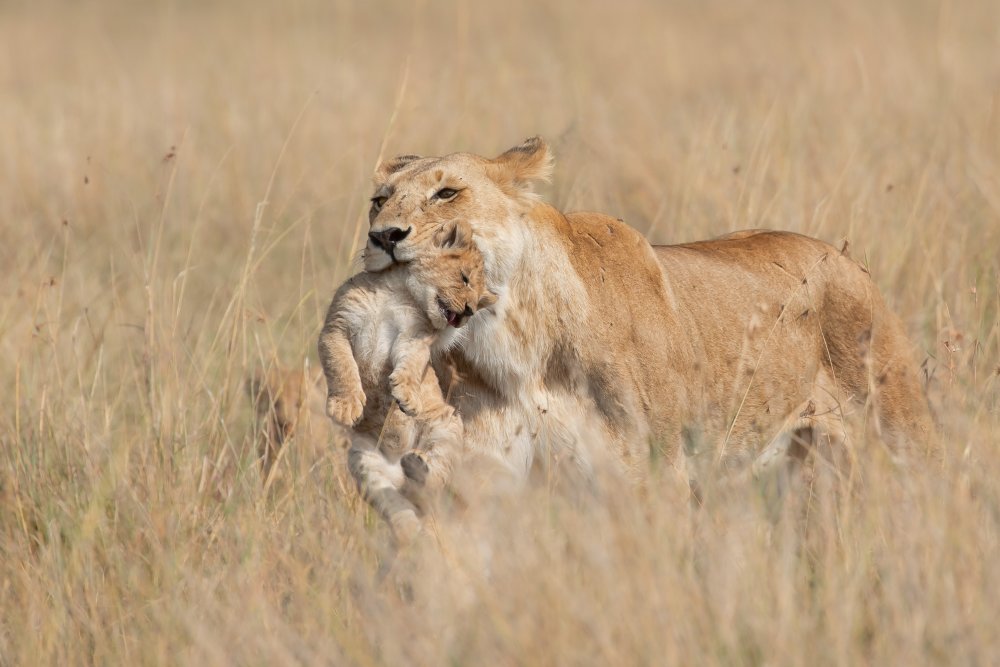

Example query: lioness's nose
[368,227,411,252]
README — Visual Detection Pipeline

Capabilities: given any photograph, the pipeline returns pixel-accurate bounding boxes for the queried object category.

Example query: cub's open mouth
[438,298,463,328]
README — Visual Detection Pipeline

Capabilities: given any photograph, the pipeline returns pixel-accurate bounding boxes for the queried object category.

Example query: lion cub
[318,220,495,538]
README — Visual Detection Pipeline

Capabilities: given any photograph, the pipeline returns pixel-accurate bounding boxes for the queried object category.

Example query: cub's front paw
[389,373,421,417]
[401,452,429,486]
[326,390,365,426]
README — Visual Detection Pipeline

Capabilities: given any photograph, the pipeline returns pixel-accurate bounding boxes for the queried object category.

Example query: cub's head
[364,136,552,272]
[408,219,498,330]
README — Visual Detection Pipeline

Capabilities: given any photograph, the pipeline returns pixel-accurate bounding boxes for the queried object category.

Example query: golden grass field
[2,0,999,664]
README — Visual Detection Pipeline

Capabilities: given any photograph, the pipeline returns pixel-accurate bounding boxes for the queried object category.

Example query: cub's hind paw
[401,452,429,486]
[326,392,365,426]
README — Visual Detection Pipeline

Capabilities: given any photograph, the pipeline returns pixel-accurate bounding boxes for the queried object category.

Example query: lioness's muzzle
[368,227,412,260]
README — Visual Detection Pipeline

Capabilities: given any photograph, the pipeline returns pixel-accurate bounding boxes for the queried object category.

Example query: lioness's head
[408,219,498,330]
[364,136,553,273]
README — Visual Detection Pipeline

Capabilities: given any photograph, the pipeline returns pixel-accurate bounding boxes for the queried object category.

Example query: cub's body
[325,267,438,434]
[318,221,494,540]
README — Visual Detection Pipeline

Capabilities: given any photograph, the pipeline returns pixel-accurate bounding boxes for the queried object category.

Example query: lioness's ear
[433,219,474,249]
[477,290,498,310]
[374,154,422,181]
[486,136,553,199]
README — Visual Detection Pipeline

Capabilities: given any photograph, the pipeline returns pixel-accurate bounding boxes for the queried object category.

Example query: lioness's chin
[363,248,394,272]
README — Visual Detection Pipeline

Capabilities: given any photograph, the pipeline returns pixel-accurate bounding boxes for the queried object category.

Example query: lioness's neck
[479,202,567,289]
[458,202,580,396]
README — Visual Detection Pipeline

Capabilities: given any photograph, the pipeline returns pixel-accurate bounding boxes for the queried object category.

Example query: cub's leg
[317,316,366,426]
[401,371,465,508]
[348,432,421,543]
[401,410,463,491]
[388,334,444,418]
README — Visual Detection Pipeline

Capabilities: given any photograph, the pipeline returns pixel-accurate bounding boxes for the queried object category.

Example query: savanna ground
[1,0,999,664]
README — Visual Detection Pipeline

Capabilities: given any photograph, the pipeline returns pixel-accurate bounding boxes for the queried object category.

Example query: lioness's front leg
[317,316,366,426]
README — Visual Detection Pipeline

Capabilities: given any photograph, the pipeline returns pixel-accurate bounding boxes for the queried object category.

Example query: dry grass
[1,0,999,664]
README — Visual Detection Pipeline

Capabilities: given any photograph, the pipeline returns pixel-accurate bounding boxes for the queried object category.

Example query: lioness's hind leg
[865,318,939,462]
[821,258,938,461]
[753,370,849,486]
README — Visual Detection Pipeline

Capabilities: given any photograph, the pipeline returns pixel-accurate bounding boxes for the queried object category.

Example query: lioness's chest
[459,306,548,396]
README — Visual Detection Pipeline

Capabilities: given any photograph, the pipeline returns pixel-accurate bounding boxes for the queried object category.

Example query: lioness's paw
[389,373,421,417]
[401,452,429,486]
[326,391,365,426]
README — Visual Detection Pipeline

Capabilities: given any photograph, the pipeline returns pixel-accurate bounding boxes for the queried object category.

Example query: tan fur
[318,220,497,540]
[365,137,937,494]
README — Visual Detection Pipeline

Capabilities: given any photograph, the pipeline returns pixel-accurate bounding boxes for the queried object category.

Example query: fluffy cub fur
[318,219,496,540]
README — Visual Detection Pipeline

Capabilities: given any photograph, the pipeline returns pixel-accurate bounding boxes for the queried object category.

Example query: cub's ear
[374,154,422,181]
[486,136,553,199]
[433,219,474,249]
[477,290,499,311]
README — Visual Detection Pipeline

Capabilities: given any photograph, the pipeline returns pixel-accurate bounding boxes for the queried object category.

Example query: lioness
[318,219,496,540]
[362,136,936,491]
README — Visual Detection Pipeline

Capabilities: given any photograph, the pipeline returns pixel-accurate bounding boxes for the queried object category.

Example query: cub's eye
[461,272,470,285]
[435,187,459,201]
[370,196,388,211]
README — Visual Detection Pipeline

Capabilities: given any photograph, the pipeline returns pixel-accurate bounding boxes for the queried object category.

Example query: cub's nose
[462,304,474,317]
[368,227,411,252]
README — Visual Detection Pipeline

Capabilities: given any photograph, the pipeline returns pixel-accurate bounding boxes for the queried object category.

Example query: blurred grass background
[0,0,998,664]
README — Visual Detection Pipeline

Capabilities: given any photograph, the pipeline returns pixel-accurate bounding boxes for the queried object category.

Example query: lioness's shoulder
[561,210,660,257]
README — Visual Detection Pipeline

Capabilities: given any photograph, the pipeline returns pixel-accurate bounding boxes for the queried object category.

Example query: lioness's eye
[435,188,459,201]
[461,272,470,285]
[370,196,387,210]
